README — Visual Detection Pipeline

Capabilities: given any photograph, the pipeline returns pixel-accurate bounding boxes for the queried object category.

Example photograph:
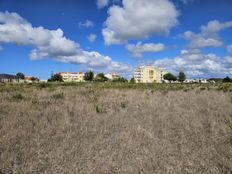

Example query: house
[134,65,168,83]
[58,72,85,82]
[0,74,19,83]
[105,73,121,80]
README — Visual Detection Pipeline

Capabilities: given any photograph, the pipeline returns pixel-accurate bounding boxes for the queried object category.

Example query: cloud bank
[0,11,131,73]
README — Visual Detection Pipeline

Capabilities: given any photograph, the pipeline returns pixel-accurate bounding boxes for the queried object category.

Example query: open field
[1,83,232,173]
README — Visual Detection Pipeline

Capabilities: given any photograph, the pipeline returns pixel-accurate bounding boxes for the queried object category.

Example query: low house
[105,73,121,80]
[0,74,19,83]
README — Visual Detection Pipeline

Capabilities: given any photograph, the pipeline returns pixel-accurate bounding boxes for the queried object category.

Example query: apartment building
[134,66,168,83]
[58,72,85,82]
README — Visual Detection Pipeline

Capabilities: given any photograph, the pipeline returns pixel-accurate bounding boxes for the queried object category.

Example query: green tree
[94,73,108,82]
[222,76,231,83]
[112,77,128,83]
[163,73,177,82]
[130,77,135,83]
[178,71,186,83]
[16,72,25,79]
[84,71,94,81]
[48,73,63,82]
[31,77,39,82]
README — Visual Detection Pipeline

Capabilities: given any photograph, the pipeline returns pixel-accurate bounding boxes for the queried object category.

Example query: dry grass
[0,83,232,173]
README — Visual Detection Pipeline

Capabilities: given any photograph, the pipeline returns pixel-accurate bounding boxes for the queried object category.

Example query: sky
[0,0,232,80]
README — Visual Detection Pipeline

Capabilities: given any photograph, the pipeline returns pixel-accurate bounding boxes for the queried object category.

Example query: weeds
[51,92,64,99]
[12,93,24,101]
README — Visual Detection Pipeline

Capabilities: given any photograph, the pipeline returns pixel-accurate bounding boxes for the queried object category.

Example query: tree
[222,76,231,83]
[163,73,177,82]
[130,77,135,83]
[94,73,108,82]
[16,72,25,79]
[112,77,128,83]
[84,71,94,81]
[178,71,186,83]
[31,77,39,82]
[48,73,63,82]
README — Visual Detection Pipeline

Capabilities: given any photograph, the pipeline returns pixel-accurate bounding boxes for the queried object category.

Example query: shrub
[51,92,64,99]
[12,93,24,101]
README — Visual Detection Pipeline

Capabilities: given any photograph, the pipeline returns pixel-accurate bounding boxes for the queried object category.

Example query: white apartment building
[58,72,85,82]
[134,65,168,83]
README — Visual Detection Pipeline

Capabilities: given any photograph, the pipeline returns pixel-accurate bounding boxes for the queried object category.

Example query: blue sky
[0,0,232,79]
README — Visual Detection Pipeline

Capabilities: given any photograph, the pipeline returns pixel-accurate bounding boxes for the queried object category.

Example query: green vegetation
[112,77,128,83]
[12,93,24,101]
[84,70,94,81]
[223,76,232,83]
[48,73,63,82]
[130,77,135,83]
[163,73,177,82]
[94,73,108,82]
[178,71,186,83]
[16,72,25,79]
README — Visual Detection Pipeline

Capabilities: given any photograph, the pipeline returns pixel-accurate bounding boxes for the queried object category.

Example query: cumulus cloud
[227,44,232,55]
[0,11,131,73]
[78,20,94,28]
[97,0,110,9]
[87,34,97,43]
[126,42,165,58]
[153,49,232,77]
[102,0,179,45]
[183,20,232,49]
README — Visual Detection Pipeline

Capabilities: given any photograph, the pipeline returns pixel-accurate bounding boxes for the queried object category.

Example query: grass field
[1,83,232,173]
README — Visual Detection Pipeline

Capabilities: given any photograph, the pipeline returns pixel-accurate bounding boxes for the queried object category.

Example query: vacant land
[0,83,232,174]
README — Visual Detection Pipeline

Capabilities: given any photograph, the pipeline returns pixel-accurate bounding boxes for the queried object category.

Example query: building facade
[58,72,85,82]
[105,73,120,80]
[134,66,168,83]
[0,74,19,83]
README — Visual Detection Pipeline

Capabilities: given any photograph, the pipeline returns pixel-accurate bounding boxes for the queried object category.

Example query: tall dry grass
[0,84,232,173]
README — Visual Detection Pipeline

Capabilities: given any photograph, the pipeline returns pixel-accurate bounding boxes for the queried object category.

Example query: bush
[51,92,64,99]
[12,93,24,101]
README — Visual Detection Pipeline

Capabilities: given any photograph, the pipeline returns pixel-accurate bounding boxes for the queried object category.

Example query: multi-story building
[134,65,168,83]
[58,72,85,82]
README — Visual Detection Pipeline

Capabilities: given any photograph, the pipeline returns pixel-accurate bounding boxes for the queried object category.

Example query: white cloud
[87,34,97,43]
[153,49,232,77]
[179,0,194,4]
[0,11,131,73]
[183,20,232,49]
[227,45,232,55]
[97,0,110,9]
[126,42,165,58]
[201,20,232,38]
[102,0,179,45]
[78,20,94,28]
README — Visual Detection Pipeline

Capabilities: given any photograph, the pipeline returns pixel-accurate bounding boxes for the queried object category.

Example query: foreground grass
[0,83,232,173]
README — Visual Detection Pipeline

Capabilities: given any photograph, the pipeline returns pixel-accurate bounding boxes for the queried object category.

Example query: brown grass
[0,83,232,173]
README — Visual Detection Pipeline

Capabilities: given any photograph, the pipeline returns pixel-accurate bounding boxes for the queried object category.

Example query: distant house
[105,73,121,80]
[0,74,19,83]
